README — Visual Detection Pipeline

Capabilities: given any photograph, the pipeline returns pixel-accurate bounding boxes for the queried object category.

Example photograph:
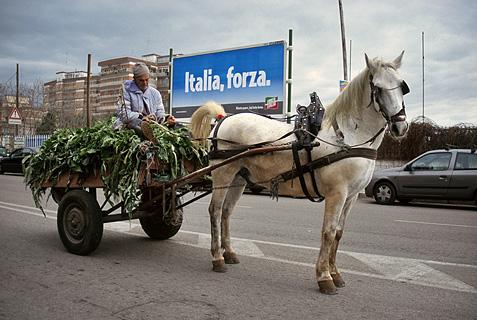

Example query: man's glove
[143,114,157,123]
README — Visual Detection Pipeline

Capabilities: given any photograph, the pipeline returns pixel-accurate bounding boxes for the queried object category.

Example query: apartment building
[43,71,100,126]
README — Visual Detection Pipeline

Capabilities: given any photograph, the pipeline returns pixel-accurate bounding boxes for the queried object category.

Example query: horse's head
[365,51,409,138]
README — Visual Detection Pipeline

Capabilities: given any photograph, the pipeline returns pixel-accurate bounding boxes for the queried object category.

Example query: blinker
[401,81,410,95]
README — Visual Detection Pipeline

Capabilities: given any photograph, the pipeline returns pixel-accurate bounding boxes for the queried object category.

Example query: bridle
[368,74,409,124]
[331,73,410,147]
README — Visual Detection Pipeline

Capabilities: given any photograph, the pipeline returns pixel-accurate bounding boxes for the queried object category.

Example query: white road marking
[1,201,476,293]
[346,251,476,293]
[0,203,56,217]
[196,232,264,257]
[0,201,57,215]
[194,201,252,209]
[396,219,477,229]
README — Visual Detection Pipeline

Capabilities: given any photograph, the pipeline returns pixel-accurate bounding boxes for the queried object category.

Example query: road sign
[339,80,349,92]
[8,107,22,125]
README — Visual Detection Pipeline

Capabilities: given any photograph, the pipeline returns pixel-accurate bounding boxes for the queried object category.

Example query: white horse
[190,52,409,294]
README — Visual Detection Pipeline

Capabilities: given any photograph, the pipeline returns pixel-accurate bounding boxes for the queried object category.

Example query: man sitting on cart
[114,62,177,142]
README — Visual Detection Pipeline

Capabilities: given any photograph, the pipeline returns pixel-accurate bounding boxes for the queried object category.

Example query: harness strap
[362,127,386,145]
[278,147,377,193]
[211,115,228,152]
[209,129,299,160]
[332,119,345,141]
[306,147,323,199]
[292,142,324,202]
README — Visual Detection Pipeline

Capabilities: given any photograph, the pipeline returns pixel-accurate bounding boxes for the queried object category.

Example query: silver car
[365,149,477,205]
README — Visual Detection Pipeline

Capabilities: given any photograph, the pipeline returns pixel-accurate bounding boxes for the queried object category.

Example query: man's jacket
[114,80,165,128]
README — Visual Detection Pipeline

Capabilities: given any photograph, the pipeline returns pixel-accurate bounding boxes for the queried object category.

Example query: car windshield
[411,152,451,171]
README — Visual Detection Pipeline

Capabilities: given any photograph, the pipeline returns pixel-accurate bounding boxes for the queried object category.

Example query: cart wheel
[51,188,67,204]
[139,199,183,240]
[57,190,103,255]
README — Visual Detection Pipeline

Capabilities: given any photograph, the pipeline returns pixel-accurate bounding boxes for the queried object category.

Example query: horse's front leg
[328,194,357,288]
[316,193,346,295]
[221,177,246,264]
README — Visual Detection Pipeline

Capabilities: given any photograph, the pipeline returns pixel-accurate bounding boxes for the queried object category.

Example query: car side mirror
[404,164,413,171]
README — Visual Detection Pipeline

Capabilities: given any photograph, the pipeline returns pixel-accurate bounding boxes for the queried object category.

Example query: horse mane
[323,58,395,128]
[190,101,225,147]
[323,68,370,128]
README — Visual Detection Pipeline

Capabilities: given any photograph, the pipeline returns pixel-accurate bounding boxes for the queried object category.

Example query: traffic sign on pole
[8,106,22,125]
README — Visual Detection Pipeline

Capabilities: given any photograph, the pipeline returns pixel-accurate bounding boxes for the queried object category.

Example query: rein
[204,81,406,202]
[206,113,380,202]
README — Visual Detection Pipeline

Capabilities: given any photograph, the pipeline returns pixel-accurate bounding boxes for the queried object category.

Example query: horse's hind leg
[208,166,239,272]
[221,175,247,264]
[329,194,357,288]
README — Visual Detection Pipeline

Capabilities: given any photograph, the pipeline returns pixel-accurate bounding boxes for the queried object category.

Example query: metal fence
[1,134,50,150]
[378,121,477,161]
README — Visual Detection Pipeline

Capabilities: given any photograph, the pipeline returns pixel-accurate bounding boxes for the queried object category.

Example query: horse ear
[365,53,375,73]
[393,51,405,69]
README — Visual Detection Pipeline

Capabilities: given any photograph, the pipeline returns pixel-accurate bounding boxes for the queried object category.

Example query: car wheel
[373,181,396,205]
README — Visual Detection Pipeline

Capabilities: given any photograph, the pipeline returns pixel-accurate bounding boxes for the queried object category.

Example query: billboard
[171,41,286,118]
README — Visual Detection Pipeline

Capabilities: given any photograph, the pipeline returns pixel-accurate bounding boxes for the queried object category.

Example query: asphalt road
[0,174,476,319]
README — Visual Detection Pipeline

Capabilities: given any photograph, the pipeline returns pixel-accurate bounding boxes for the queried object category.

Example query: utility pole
[86,54,91,128]
[338,0,348,81]
[422,32,425,120]
[168,48,173,114]
[15,63,19,136]
[349,39,352,79]
[287,29,293,123]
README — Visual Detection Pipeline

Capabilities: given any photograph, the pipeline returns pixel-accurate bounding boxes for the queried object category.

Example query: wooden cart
[41,145,292,255]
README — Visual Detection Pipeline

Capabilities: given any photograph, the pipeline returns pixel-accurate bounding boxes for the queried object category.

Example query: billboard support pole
[286,29,293,123]
[168,48,173,114]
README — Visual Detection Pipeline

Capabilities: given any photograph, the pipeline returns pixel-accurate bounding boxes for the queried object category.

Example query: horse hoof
[331,273,345,288]
[212,260,227,273]
[224,252,240,264]
[318,280,338,295]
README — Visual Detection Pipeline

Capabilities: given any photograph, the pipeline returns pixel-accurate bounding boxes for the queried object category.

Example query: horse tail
[190,101,226,147]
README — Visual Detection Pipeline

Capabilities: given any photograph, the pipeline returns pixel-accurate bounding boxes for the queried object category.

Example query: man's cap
[133,63,150,78]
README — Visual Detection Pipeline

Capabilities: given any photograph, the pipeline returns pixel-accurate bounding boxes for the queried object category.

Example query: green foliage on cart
[23,118,208,215]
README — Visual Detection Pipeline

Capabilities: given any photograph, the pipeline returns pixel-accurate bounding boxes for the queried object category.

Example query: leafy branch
[24,119,208,215]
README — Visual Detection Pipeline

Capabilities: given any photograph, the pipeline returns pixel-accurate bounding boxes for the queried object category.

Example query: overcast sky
[1,0,476,126]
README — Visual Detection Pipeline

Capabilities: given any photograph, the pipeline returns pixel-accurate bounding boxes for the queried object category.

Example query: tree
[36,111,57,134]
